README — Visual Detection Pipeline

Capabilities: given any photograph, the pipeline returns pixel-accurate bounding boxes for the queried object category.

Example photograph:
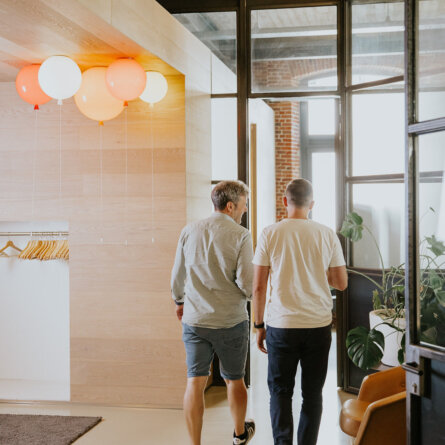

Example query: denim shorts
[182,320,249,380]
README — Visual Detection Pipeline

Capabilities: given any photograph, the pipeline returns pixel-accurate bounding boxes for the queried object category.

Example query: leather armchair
[340,366,406,445]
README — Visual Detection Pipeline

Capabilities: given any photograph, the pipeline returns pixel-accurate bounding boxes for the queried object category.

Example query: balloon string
[100,124,103,244]
[151,106,155,244]
[59,104,62,214]
[32,109,38,237]
[124,107,128,247]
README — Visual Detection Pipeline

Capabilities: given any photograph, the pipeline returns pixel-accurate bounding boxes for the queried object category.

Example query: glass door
[405,1,445,443]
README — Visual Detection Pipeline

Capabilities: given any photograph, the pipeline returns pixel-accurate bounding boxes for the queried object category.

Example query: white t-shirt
[253,218,345,329]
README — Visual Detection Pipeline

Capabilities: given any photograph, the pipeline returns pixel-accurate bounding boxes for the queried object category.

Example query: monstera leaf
[340,212,364,242]
[346,326,384,370]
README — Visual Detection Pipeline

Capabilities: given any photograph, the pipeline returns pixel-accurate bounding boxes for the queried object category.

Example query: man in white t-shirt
[252,179,347,445]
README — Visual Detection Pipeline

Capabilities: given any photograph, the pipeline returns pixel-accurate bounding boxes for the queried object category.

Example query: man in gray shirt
[171,180,255,445]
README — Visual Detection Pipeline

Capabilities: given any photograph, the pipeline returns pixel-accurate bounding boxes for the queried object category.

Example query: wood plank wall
[0,73,188,408]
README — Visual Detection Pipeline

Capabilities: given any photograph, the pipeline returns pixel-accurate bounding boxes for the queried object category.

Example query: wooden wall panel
[0,71,187,407]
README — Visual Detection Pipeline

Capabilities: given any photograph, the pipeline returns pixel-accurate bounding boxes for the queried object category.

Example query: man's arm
[235,233,254,299]
[328,265,348,291]
[253,264,270,354]
[171,231,186,320]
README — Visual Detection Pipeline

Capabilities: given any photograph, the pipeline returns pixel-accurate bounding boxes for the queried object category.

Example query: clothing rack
[0,231,69,237]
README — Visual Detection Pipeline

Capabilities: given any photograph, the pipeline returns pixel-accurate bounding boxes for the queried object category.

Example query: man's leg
[297,325,332,445]
[213,321,254,442]
[182,324,214,445]
[267,327,299,445]
[184,376,209,445]
[224,378,248,436]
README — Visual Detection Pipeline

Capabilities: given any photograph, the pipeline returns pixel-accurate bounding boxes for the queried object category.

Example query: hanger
[0,240,23,256]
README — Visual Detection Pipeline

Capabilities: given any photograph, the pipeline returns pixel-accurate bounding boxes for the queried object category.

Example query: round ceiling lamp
[106,58,146,105]
[74,67,124,124]
[38,56,82,104]
[15,64,51,109]
[139,71,168,105]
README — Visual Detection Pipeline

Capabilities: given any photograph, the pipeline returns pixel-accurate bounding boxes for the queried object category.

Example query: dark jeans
[266,325,332,445]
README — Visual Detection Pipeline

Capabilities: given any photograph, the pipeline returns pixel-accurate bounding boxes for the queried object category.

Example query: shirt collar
[211,212,235,223]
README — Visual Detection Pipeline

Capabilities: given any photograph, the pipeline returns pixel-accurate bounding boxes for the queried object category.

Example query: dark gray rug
[0,414,102,445]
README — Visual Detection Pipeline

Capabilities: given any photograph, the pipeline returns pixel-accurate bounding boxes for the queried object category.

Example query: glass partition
[417,0,445,121]
[250,6,337,93]
[351,2,404,85]
[418,132,445,348]
[352,92,405,176]
[352,183,405,269]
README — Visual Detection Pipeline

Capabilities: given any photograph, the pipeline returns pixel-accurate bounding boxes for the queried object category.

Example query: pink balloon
[16,65,51,109]
[106,59,146,104]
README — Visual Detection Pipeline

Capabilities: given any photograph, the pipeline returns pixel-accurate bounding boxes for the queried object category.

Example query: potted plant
[341,211,445,370]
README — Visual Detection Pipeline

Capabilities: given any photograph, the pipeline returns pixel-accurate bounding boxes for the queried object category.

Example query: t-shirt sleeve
[253,229,270,266]
[329,234,346,267]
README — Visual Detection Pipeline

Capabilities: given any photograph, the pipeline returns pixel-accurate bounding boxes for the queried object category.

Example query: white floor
[0,332,355,444]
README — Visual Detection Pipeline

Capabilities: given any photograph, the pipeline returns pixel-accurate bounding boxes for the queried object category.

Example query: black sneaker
[233,419,255,444]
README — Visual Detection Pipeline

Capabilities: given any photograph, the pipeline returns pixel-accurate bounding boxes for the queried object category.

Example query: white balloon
[38,56,82,102]
[139,71,168,104]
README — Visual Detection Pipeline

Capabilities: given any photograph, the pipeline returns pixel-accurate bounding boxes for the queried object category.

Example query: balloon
[16,65,51,109]
[74,67,124,124]
[38,56,82,103]
[106,59,146,105]
[139,71,168,104]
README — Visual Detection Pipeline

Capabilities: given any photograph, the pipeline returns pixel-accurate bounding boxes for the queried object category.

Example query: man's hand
[175,304,183,321]
[256,327,267,354]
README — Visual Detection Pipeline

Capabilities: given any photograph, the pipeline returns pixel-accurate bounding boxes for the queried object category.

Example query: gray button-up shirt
[171,212,253,328]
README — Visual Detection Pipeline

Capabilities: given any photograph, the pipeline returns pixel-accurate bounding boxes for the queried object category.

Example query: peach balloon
[74,67,124,124]
[106,59,146,104]
[15,65,51,109]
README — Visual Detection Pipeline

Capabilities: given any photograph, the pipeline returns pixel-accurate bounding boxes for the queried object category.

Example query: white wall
[0,222,69,401]
[211,98,238,181]
[250,99,276,238]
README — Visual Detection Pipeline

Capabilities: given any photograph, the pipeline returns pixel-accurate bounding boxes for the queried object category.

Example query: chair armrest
[358,366,406,403]
[340,399,370,438]
[355,391,406,445]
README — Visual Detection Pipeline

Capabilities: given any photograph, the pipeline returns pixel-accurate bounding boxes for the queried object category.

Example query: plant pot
[369,310,406,367]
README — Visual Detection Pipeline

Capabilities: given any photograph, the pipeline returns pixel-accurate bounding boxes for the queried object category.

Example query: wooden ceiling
[0,0,180,82]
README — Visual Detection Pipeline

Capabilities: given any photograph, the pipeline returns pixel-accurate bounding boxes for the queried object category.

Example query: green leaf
[340,212,364,242]
[372,290,382,310]
[398,347,405,365]
[350,212,363,225]
[346,326,384,370]
[435,290,445,306]
[426,235,445,257]
[398,333,406,364]
[428,270,443,290]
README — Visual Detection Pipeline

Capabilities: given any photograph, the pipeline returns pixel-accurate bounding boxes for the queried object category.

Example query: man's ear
[309,200,315,210]
[283,196,288,208]
[226,201,235,213]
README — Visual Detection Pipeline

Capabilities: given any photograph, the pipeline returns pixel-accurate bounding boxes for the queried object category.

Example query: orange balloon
[15,65,51,109]
[106,59,146,103]
[74,67,124,123]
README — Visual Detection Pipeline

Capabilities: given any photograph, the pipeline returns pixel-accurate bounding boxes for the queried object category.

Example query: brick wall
[268,101,301,221]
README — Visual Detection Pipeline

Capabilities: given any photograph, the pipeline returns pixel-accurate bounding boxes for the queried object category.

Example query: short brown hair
[211,180,249,211]
[285,179,313,207]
